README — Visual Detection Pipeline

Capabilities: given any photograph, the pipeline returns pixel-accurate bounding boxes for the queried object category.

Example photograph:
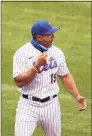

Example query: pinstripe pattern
[39,97,61,136]
[13,41,69,136]
[15,97,38,136]
[15,96,61,136]
[13,42,69,98]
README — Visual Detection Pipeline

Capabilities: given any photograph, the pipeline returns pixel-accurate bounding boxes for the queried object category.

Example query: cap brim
[43,27,60,35]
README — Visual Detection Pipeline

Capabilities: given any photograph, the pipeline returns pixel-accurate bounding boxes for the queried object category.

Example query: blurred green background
[2,2,91,136]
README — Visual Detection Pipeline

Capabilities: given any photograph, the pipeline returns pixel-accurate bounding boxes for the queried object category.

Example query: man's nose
[51,34,54,38]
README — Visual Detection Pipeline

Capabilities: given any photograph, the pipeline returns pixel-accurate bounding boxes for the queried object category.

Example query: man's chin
[46,42,53,48]
[48,43,52,48]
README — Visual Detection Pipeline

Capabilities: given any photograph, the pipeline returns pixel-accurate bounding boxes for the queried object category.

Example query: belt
[22,94,57,103]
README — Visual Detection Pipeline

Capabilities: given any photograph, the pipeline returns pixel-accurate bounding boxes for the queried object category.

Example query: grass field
[2,2,91,136]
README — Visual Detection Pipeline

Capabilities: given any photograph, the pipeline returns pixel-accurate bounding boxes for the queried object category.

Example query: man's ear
[37,35,43,41]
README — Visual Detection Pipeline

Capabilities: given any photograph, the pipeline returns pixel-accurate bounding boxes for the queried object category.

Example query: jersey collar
[31,40,48,53]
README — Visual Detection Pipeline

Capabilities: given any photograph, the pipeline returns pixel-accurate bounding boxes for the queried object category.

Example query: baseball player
[13,20,87,136]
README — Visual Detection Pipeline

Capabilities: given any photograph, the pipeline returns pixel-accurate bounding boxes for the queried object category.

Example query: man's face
[37,33,55,48]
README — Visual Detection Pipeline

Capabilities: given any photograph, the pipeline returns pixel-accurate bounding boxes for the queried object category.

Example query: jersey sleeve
[13,53,27,78]
[57,52,69,76]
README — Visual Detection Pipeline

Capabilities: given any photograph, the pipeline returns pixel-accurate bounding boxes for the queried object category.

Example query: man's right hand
[14,54,48,88]
[34,54,48,70]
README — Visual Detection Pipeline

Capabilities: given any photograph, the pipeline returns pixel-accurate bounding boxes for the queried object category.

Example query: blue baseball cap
[31,20,60,37]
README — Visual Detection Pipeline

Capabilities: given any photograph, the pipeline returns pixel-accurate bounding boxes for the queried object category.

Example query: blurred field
[2,2,91,136]
[1,0,92,1]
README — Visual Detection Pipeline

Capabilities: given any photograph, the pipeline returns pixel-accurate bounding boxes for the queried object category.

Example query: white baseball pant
[15,96,61,136]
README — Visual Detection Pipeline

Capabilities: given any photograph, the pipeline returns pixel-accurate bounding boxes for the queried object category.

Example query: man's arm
[14,54,47,88]
[58,73,87,111]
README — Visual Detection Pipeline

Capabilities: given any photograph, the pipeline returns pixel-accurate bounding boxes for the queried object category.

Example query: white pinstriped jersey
[13,42,69,98]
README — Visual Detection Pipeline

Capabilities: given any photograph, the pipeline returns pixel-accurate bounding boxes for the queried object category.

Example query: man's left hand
[77,96,87,111]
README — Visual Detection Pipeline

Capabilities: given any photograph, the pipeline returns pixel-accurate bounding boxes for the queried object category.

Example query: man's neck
[31,39,48,53]
[35,39,48,48]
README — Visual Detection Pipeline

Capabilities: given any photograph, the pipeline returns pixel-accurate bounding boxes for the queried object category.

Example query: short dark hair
[33,36,36,40]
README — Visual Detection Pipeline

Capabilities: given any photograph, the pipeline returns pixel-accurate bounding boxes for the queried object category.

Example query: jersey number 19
[51,73,57,84]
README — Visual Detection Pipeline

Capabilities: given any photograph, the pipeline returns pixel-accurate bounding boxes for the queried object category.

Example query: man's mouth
[50,41,52,44]
[50,39,54,43]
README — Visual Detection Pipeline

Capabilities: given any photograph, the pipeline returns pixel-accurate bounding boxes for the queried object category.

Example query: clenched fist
[34,54,48,70]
